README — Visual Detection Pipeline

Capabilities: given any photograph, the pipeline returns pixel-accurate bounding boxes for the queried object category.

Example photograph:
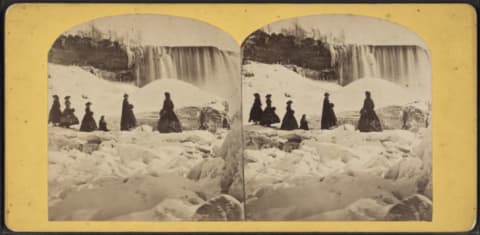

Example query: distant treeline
[49,35,130,71]
[242,30,333,72]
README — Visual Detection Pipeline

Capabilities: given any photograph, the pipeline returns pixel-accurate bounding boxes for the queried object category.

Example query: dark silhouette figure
[300,114,309,130]
[357,91,382,132]
[321,93,337,129]
[260,94,281,127]
[157,92,182,133]
[402,108,409,129]
[49,95,62,126]
[249,93,263,124]
[80,102,98,132]
[59,96,79,128]
[120,94,136,131]
[98,116,109,131]
[222,116,230,129]
[199,109,208,130]
[280,100,299,130]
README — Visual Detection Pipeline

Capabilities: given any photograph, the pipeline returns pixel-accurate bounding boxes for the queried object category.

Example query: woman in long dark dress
[59,96,79,128]
[157,92,182,133]
[49,95,62,126]
[249,93,263,125]
[98,115,109,131]
[357,91,382,132]
[80,102,98,132]
[321,92,337,129]
[120,94,136,131]
[260,94,281,127]
[199,109,208,130]
[280,100,299,130]
[300,114,309,130]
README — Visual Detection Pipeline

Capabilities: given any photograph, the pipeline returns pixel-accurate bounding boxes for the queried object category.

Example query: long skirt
[260,108,280,126]
[80,115,98,132]
[60,111,79,127]
[358,111,382,132]
[249,106,263,123]
[49,108,62,124]
[158,111,182,133]
[280,113,299,130]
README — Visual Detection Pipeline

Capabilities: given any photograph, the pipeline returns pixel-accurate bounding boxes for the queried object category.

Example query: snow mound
[332,77,427,112]
[48,63,137,117]
[130,79,227,114]
[243,62,342,122]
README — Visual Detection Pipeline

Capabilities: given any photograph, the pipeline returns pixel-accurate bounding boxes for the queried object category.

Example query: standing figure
[280,100,299,130]
[260,94,281,127]
[98,115,109,131]
[357,91,382,132]
[402,108,409,129]
[248,93,263,125]
[222,115,230,129]
[300,114,309,130]
[120,94,136,131]
[59,96,79,128]
[48,95,62,126]
[157,92,182,133]
[199,109,208,130]
[321,93,337,129]
[80,102,98,132]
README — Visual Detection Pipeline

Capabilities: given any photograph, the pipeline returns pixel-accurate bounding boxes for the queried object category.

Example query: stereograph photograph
[47,13,432,221]
[47,14,244,221]
[242,15,432,221]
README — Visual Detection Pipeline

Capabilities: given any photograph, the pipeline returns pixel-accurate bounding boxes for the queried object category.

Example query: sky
[262,14,429,50]
[65,14,239,52]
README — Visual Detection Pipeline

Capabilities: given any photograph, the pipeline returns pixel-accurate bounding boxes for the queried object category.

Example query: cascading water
[129,46,241,112]
[329,44,431,89]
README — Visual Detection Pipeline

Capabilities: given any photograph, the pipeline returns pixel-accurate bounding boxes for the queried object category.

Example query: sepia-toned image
[47,14,244,221]
[242,15,432,221]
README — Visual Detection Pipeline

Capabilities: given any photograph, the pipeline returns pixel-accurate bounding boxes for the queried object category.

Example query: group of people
[48,92,185,133]
[248,91,383,132]
[249,93,311,131]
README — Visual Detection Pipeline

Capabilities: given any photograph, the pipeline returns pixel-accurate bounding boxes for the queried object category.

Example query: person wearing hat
[260,94,280,127]
[120,93,136,131]
[321,92,337,130]
[80,102,98,132]
[98,115,109,131]
[358,91,382,132]
[157,92,182,133]
[59,95,79,128]
[248,93,263,125]
[280,100,299,130]
[48,95,62,126]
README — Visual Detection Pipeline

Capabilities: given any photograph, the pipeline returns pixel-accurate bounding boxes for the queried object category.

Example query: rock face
[135,106,226,131]
[192,194,243,221]
[385,194,432,221]
[332,105,427,131]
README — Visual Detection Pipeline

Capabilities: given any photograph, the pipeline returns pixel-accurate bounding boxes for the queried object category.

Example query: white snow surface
[243,125,432,220]
[130,79,226,114]
[48,126,230,220]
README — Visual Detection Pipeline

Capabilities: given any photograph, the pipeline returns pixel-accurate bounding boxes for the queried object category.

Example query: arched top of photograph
[48,14,242,120]
[243,14,429,52]
[57,14,239,52]
[241,14,432,109]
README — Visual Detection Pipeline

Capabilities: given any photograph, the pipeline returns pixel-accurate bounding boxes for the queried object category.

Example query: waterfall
[129,45,241,111]
[330,44,431,89]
